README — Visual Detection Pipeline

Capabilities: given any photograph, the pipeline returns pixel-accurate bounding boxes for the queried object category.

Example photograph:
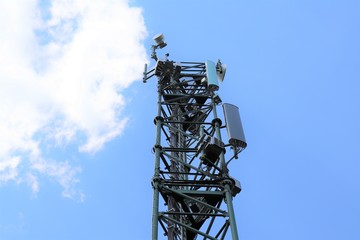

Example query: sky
[0,0,359,239]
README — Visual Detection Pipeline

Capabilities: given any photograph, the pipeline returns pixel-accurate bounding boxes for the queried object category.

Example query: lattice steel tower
[143,34,247,240]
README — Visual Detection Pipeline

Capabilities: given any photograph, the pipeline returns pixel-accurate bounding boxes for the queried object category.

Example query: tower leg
[152,103,163,240]
[152,185,160,240]
[225,184,239,240]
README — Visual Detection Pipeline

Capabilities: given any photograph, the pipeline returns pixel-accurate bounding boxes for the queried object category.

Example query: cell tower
[143,34,247,240]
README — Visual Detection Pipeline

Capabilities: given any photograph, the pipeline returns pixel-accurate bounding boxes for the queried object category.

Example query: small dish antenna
[216,60,226,82]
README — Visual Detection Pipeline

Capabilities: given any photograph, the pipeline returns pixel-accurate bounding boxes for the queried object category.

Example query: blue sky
[1,0,360,239]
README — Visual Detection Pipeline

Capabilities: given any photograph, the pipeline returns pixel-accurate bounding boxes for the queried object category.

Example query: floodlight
[153,33,167,49]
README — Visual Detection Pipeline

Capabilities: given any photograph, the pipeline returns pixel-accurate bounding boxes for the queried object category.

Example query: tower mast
[144,34,247,240]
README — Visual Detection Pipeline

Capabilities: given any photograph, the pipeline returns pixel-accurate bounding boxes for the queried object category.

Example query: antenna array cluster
[144,34,247,240]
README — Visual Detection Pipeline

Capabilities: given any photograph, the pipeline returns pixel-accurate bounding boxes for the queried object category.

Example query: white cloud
[0,0,148,199]
[0,157,21,183]
[26,173,40,194]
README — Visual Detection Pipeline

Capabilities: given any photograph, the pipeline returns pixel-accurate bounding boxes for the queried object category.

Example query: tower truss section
[144,35,247,240]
